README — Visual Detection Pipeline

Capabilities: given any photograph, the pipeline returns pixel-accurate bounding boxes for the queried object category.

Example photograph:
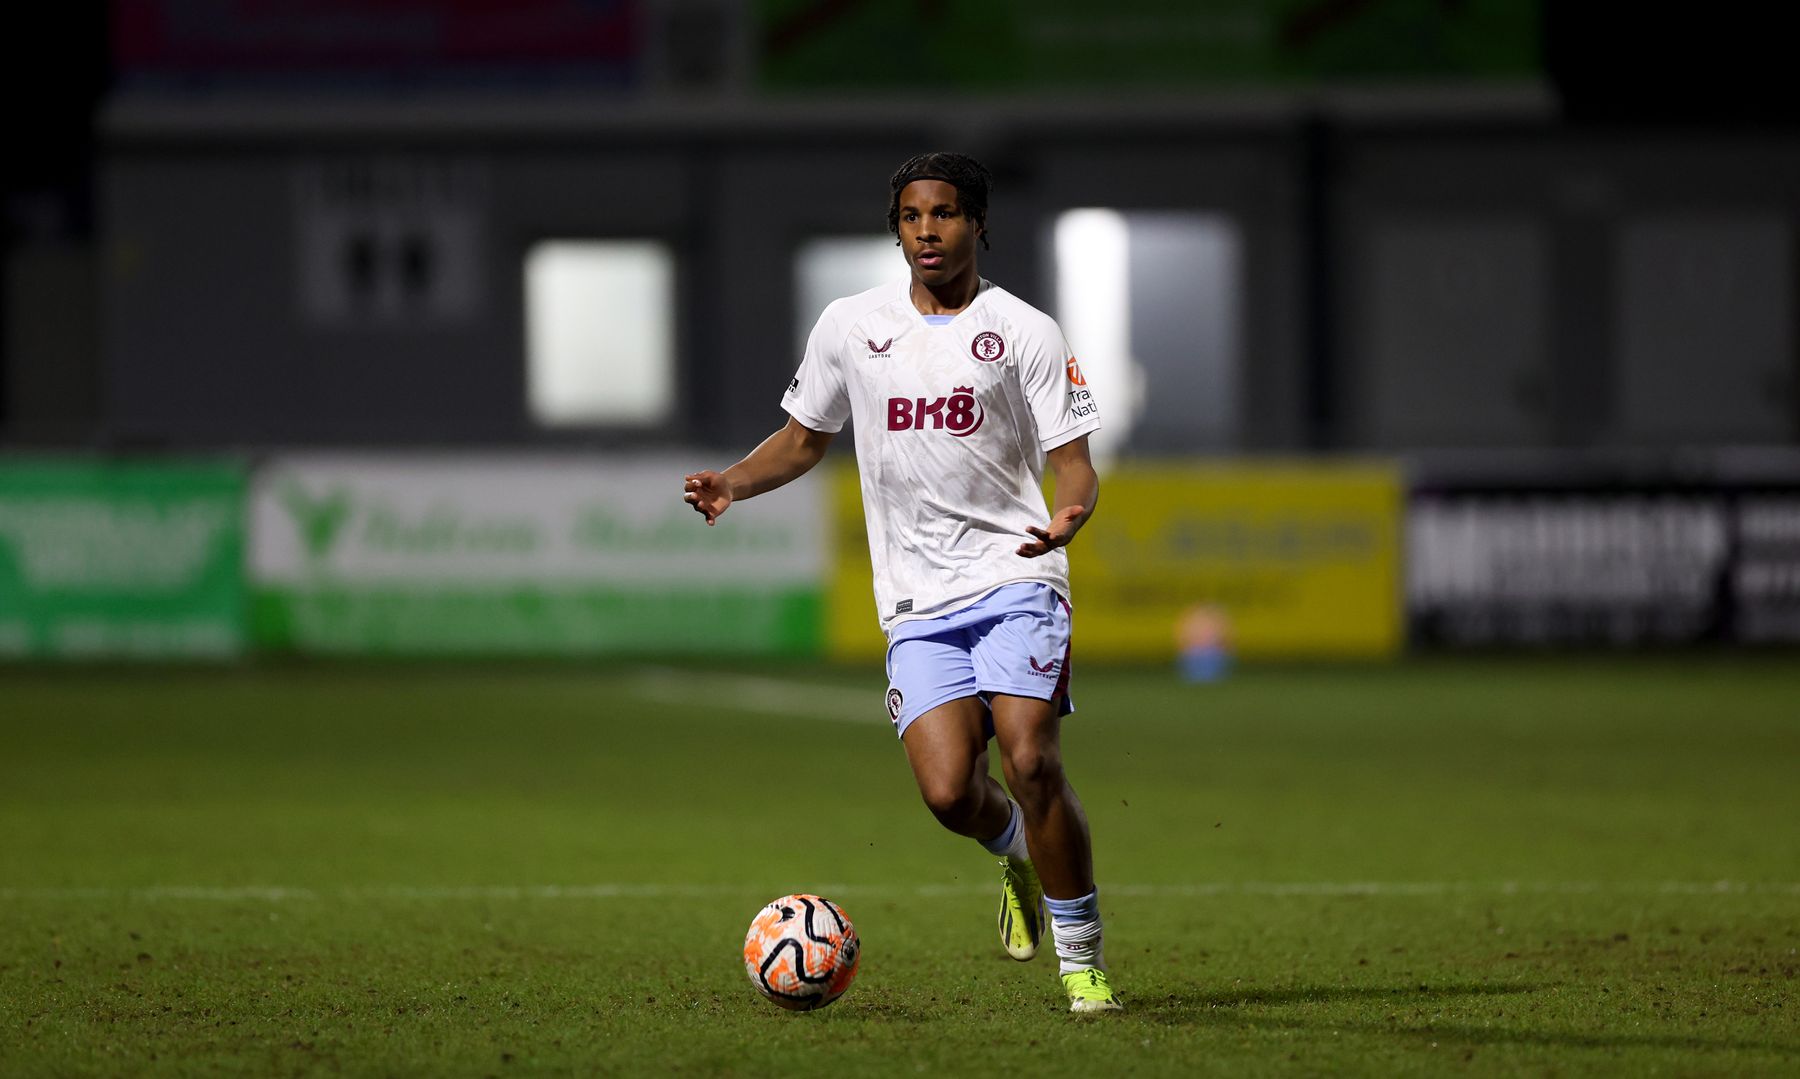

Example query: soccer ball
[742,894,860,1011]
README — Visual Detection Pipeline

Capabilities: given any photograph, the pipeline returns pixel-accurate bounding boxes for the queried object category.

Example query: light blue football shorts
[883,582,1076,739]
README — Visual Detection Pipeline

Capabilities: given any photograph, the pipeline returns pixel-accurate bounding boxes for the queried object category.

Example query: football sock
[977,798,1031,863]
[1045,890,1105,974]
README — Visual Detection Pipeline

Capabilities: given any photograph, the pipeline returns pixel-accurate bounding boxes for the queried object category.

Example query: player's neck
[909,272,980,317]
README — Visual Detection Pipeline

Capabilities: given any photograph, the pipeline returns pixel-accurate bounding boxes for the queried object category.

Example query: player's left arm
[1018,435,1098,559]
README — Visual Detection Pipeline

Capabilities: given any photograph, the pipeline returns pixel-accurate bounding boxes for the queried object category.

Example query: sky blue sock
[1045,890,1104,972]
[1044,890,1100,925]
[978,800,1025,857]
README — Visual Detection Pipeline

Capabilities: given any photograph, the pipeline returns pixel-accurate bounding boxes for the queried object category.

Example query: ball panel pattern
[743,894,861,1011]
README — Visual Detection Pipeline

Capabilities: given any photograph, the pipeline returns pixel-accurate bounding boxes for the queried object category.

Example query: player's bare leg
[988,695,1092,898]
[900,696,1011,840]
[991,694,1121,1012]
[901,696,1046,960]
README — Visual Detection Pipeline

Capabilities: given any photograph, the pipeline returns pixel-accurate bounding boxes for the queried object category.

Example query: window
[524,240,674,427]
[1616,215,1791,445]
[1054,210,1242,463]
[794,236,903,356]
[1362,217,1548,448]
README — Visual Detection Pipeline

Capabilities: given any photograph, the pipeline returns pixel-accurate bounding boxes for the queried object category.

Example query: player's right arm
[684,417,834,526]
[690,297,851,525]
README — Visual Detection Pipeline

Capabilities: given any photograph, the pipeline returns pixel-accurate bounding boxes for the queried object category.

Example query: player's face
[897,179,981,288]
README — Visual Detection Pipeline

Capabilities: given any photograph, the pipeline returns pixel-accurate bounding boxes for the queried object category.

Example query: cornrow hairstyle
[886,152,993,250]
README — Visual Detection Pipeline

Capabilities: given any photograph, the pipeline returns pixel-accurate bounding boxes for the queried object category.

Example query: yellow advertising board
[826,460,1402,661]
[824,462,887,662]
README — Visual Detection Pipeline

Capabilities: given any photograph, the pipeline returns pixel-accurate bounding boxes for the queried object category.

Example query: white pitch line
[629,666,876,724]
[3,881,1797,902]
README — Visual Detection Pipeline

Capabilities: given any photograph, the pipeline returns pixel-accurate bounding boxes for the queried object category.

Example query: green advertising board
[249,455,826,656]
[0,461,246,658]
[757,0,1539,91]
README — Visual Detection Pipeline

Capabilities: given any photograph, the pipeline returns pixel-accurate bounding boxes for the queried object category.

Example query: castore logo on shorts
[887,386,984,437]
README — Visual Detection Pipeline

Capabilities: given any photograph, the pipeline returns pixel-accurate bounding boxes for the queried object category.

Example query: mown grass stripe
[3,880,1796,902]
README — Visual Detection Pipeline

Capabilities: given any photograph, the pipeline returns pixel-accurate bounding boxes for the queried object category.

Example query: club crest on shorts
[886,687,904,723]
[971,332,1005,363]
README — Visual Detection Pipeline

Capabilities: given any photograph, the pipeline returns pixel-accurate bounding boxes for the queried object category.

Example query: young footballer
[684,152,1119,1012]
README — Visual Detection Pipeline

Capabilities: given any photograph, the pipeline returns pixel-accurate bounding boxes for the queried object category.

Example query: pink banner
[114,0,637,73]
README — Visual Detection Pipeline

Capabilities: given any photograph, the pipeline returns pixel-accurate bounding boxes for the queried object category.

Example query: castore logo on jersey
[867,338,893,354]
[887,387,984,437]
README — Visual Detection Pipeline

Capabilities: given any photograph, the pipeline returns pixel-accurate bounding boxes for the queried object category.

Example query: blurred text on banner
[827,461,1402,661]
[249,455,824,655]
[0,460,246,659]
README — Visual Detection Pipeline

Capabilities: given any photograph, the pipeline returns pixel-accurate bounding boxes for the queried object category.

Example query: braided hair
[886,152,992,250]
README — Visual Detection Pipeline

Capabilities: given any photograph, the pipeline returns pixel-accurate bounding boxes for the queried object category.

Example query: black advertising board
[1408,483,1800,647]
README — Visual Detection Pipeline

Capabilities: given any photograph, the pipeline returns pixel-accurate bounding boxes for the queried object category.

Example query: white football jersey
[783,279,1101,632]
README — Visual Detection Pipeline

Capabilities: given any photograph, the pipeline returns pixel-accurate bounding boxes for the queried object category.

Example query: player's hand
[684,470,734,526]
[1017,505,1086,558]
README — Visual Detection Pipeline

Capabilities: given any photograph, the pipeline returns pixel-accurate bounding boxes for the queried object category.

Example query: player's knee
[1003,745,1063,802]
[917,775,983,829]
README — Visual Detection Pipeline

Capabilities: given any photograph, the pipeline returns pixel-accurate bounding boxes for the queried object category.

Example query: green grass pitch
[2,657,1796,1076]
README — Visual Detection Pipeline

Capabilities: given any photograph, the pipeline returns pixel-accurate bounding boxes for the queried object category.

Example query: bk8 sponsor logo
[888,387,984,437]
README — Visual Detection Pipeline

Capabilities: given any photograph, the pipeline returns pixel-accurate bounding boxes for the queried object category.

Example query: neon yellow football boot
[1061,967,1124,1013]
[997,856,1045,961]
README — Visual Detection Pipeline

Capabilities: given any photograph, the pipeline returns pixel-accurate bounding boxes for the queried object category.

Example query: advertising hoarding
[0,461,246,658]
[249,455,825,655]
[827,461,1403,661]
[1409,486,1800,646]
[758,1,1538,92]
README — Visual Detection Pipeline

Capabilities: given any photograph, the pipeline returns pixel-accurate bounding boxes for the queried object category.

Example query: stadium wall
[83,114,1800,457]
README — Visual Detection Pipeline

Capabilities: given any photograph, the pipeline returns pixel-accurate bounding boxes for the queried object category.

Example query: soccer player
[684,152,1119,1013]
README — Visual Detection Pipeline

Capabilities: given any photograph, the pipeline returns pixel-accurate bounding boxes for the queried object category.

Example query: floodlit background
[1,7,1797,1073]
[5,3,1796,662]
